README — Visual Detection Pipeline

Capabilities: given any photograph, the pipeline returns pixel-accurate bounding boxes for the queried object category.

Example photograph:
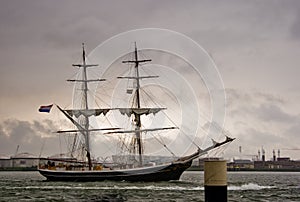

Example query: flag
[38,104,53,113]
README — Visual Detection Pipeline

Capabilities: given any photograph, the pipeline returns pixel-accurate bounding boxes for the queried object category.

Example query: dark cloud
[225,89,294,125]
[223,88,300,159]
[0,119,61,156]
[289,3,300,40]
[255,103,295,123]
[226,89,289,121]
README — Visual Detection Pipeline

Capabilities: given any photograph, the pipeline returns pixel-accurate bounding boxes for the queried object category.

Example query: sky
[0,0,300,160]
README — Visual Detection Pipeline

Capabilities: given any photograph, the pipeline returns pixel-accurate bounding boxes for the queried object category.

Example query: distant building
[227,159,254,170]
[0,152,40,170]
[0,155,12,168]
[254,157,300,170]
[277,157,290,162]
[11,152,39,168]
[187,156,300,171]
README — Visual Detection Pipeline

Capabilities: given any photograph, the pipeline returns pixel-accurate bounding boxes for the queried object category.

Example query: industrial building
[227,148,300,171]
[0,152,39,170]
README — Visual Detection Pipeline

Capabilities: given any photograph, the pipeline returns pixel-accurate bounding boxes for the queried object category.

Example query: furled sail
[117,108,166,117]
[56,127,120,133]
[65,109,110,118]
[104,127,178,134]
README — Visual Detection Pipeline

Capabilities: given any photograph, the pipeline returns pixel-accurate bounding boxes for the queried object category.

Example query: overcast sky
[0,0,300,160]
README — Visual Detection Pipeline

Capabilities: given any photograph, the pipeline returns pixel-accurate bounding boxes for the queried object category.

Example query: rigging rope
[141,88,202,150]
[148,131,176,157]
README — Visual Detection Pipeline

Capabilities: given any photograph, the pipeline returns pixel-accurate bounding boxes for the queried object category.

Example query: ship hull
[38,160,192,182]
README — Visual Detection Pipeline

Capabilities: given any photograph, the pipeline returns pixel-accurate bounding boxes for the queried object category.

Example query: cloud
[255,104,296,123]
[0,119,62,156]
[0,0,300,160]
[289,3,300,40]
[223,88,300,159]
[225,89,294,125]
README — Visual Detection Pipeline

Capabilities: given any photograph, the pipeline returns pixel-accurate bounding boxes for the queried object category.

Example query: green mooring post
[204,160,227,202]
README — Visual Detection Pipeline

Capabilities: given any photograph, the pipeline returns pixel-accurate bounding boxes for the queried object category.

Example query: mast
[116,43,178,167]
[82,44,92,170]
[69,43,103,170]
[122,42,151,166]
[133,43,143,167]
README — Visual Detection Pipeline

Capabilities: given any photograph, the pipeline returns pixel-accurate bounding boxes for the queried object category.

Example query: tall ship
[38,43,234,181]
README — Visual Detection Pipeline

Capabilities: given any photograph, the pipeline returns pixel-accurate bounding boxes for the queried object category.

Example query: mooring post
[204,160,227,202]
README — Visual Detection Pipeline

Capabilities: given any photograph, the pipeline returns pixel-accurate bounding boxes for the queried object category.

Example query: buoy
[204,160,227,202]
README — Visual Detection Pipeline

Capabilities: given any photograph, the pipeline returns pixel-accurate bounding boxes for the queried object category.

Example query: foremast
[67,43,104,170]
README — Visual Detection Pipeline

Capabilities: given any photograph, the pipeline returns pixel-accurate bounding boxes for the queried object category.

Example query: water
[0,171,299,201]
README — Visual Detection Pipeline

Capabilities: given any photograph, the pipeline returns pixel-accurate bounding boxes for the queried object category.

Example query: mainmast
[112,42,177,167]
[122,43,151,166]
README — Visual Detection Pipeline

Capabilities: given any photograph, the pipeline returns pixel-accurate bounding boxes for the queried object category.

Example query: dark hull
[38,160,192,182]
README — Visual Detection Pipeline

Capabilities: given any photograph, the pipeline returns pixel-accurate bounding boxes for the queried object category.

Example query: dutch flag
[38,104,53,113]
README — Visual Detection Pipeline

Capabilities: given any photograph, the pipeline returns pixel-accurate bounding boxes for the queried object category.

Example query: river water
[0,171,299,201]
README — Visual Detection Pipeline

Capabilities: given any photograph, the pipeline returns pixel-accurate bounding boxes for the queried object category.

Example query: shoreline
[187,166,300,172]
[0,167,37,171]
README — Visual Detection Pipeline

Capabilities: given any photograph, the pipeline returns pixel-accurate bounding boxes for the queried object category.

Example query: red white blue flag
[38,104,53,113]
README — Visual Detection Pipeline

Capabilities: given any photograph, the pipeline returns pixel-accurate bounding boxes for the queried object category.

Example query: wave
[228,183,275,190]
[5,185,204,191]
[5,183,275,191]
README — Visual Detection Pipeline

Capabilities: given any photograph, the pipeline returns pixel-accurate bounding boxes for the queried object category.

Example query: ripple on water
[0,171,300,201]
